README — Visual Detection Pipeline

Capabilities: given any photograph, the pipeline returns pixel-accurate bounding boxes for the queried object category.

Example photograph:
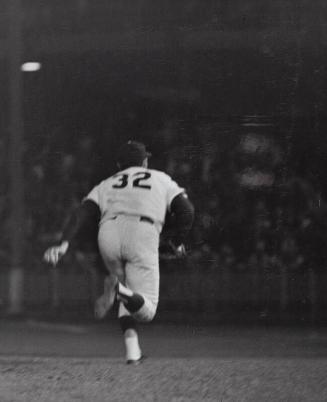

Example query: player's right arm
[43,199,101,266]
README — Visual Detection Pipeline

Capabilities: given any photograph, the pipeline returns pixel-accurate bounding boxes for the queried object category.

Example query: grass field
[0,319,327,401]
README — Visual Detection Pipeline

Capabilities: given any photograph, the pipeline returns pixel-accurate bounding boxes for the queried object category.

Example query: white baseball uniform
[85,166,184,321]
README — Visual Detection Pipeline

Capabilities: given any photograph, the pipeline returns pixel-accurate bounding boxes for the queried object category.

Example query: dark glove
[159,239,187,260]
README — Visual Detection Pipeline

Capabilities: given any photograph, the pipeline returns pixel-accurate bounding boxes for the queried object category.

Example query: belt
[109,215,154,225]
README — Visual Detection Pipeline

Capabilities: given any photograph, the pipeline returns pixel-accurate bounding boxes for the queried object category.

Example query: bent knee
[133,311,155,323]
[132,299,157,322]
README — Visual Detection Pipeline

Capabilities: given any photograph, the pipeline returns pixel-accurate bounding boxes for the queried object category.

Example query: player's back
[86,167,184,228]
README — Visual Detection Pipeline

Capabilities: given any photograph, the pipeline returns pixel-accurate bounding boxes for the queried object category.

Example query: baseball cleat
[126,355,146,365]
[94,275,118,319]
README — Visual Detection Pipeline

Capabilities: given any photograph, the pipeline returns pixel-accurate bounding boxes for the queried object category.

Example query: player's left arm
[43,199,101,266]
[168,192,195,256]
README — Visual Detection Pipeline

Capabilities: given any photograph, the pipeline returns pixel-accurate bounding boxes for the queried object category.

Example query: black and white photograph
[1,1,327,401]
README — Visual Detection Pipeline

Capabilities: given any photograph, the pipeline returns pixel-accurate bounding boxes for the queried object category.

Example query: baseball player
[44,140,194,364]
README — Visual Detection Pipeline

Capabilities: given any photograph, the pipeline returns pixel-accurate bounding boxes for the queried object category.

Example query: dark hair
[117,141,151,168]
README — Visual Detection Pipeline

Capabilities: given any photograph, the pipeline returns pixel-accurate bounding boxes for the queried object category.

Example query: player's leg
[119,264,159,322]
[114,262,158,364]
[117,282,145,313]
[94,273,118,319]
[120,218,160,322]
[119,305,143,363]
[95,221,124,319]
[96,217,159,321]
[95,270,152,320]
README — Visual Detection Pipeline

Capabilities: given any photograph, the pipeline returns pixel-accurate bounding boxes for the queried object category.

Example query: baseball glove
[159,239,187,260]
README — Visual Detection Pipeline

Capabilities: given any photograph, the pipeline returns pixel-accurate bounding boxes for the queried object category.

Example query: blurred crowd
[167,130,327,278]
[1,120,327,277]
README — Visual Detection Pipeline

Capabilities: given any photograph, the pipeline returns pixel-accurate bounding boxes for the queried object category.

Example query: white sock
[124,329,142,361]
[118,282,134,297]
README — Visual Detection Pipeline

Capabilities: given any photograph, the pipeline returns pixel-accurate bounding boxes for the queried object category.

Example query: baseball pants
[98,215,160,322]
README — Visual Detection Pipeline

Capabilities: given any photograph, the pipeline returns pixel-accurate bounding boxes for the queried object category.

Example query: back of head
[117,140,151,170]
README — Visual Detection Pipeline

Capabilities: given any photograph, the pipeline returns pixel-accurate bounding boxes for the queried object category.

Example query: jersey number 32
[112,172,152,190]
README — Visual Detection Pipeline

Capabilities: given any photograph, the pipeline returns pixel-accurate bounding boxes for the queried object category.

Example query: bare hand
[43,241,69,266]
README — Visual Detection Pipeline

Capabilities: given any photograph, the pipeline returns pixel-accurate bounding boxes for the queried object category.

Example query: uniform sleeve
[169,193,195,246]
[61,199,101,246]
[84,184,100,206]
[166,177,185,211]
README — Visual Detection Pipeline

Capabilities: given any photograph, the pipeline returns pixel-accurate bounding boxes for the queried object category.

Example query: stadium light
[21,62,42,72]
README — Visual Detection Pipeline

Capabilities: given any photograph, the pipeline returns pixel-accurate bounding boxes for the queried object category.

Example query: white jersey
[85,166,184,229]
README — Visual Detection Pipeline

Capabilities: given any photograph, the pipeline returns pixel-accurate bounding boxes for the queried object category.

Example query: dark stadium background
[1,0,327,324]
